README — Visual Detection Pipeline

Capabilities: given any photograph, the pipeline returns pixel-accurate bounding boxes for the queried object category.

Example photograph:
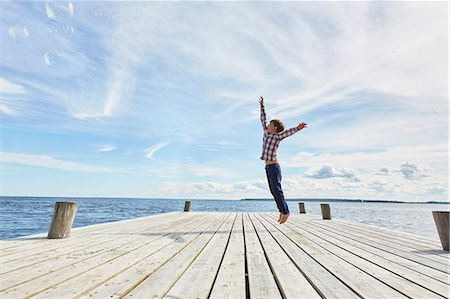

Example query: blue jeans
[265,164,289,214]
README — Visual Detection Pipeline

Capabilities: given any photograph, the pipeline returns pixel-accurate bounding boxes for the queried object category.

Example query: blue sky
[1,1,448,202]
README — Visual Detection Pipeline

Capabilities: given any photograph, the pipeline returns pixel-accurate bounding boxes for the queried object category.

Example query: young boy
[259,96,307,224]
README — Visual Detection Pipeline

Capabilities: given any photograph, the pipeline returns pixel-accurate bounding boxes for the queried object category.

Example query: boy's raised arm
[279,122,308,140]
[259,96,267,131]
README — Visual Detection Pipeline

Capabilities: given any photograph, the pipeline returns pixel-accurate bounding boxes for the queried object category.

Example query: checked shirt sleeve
[278,126,300,140]
[260,105,267,131]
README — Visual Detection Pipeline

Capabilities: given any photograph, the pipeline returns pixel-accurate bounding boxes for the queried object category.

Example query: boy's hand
[259,96,264,107]
[297,122,307,130]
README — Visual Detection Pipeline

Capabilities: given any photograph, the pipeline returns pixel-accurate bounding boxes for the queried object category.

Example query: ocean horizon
[1,196,448,241]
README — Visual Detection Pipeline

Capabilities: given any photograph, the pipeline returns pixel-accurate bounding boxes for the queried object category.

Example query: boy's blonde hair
[270,119,285,132]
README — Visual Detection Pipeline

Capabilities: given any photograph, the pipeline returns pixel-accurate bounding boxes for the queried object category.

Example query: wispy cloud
[0,103,17,116]
[95,144,117,153]
[0,78,27,116]
[142,163,236,178]
[1,152,111,172]
[1,2,447,201]
[289,144,447,170]
[0,78,26,94]
[145,141,171,160]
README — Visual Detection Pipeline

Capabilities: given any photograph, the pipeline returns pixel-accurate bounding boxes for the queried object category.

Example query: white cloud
[368,180,388,193]
[1,152,111,172]
[156,180,269,199]
[95,144,117,152]
[0,103,16,116]
[376,167,390,176]
[305,164,361,182]
[289,144,447,171]
[1,2,447,201]
[145,141,171,159]
[142,163,236,179]
[398,162,427,180]
[0,78,26,94]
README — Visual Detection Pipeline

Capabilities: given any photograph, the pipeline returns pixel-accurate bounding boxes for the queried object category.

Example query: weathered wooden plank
[0,212,184,260]
[0,211,182,251]
[259,213,405,298]
[248,213,321,298]
[209,213,246,299]
[76,213,227,299]
[254,213,359,299]
[0,212,207,291]
[242,213,282,299]
[292,215,450,285]
[328,217,446,253]
[0,212,195,274]
[165,213,236,298]
[335,217,442,248]
[1,213,223,298]
[303,218,449,272]
[122,213,232,298]
[0,212,447,299]
[292,218,449,283]
[274,214,446,298]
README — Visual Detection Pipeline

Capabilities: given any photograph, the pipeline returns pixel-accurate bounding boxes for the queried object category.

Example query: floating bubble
[45,2,74,22]
[43,50,63,67]
[62,25,74,34]
[8,25,30,42]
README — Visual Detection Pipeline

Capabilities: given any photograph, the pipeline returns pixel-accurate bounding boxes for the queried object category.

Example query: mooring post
[320,203,331,220]
[48,201,78,239]
[298,202,306,214]
[184,200,191,212]
[432,211,449,251]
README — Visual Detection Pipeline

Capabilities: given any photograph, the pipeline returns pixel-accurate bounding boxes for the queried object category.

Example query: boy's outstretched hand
[259,96,264,107]
[297,122,308,130]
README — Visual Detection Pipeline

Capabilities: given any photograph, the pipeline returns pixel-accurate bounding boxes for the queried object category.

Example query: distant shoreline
[240,198,449,204]
[0,196,448,204]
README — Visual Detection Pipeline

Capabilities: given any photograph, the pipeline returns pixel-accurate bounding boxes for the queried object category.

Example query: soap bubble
[43,50,63,67]
[8,25,29,42]
[62,25,74,34]
[45,2,74,22]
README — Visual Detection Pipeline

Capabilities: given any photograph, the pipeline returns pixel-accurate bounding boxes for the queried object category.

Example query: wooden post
[183,200,191,212]
[298,202,306,214]
[432,211,449,251]
[48,202,78,239]
[320,204,331,220]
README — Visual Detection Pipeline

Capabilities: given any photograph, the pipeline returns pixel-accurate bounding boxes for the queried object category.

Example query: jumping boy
[259,96,307,224]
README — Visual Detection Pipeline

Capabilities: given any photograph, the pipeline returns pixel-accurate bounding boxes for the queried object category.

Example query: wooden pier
[1,212,449,298]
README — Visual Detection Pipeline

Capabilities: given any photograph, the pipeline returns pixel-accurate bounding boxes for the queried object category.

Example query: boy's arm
[259,96,267,131]
[279,122,307,140]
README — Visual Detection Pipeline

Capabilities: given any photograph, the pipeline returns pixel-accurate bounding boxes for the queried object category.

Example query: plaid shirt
[260,105,299,161]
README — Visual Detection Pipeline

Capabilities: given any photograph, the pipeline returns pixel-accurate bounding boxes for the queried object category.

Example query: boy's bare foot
[278,213,282,223]
[279,213,290,224]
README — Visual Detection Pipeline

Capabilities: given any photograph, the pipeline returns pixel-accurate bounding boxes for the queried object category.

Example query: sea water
[0,196,448,240]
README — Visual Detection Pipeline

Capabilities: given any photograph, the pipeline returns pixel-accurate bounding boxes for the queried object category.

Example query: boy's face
[267,122,277,133]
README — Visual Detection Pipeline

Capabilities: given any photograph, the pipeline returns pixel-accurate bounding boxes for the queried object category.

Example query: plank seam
[264,213,414,299]
[242,213,251,299]
[291,217,450,284]
[290,217,449,274]
[206,213,238,299]
[119,213,231,298]
[257,212,365,299]
[284,216,449,298]
[248,213,286,299]
[159,213,233,298]
[19,213,221,298]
